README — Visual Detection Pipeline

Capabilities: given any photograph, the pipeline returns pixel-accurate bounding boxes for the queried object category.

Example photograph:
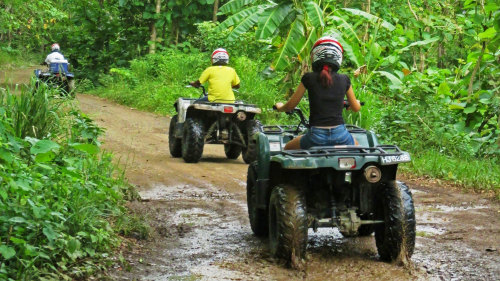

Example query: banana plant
[328,8,439,90]
[217,0,326,72]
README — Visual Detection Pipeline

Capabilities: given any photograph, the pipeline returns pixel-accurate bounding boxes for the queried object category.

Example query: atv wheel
[375,181,416,262]
[181,118,205,163]
[224,144,241,159]
[247,162,268,236]
[269,184,308,263]
[169,115,182,158]
[242,120,262,164]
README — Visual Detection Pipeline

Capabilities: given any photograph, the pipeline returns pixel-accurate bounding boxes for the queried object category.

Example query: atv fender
[175,98,196,124]
[254,132,271,209]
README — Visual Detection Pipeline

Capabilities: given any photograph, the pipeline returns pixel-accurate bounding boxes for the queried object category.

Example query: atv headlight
[364,165,382,183]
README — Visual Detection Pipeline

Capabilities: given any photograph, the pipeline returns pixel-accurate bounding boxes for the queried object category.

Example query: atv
[169,85,262,163]
[34,62,75,96]
[246,102,415,264]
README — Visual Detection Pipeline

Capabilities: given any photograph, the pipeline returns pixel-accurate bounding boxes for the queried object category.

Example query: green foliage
[0,85,137,279]
[401,150,500,198]
[188,21,267,60]
[0,81,63,139]
[218,0,326,71]
[0,47,38,70]
[92,48,283,122]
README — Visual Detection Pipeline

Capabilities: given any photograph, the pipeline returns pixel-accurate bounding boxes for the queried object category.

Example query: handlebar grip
[343,100,364,108]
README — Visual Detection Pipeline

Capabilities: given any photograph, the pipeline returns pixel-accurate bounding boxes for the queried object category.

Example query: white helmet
[211,48,229,65]
[310,36,343,72]
[51,43,60,52]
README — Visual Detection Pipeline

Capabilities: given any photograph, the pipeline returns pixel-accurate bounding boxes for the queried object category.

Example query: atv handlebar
[186,84,207,97]
[273,100,364,132]
[343,100,365,108]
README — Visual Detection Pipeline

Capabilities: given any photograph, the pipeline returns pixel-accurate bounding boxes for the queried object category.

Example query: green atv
[246,103,415,264]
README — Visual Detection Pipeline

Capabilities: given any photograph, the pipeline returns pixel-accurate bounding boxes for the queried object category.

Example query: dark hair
[319,65,333,87]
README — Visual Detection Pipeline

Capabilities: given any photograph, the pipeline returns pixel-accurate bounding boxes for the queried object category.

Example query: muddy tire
[169,115,182,158]
[247,162,268,236]
[224,144,241,159]
[269,184,308,263]
[375,181,416,262]
[181,118,204,163]
[357,225,375,236]
[242,120,262,164]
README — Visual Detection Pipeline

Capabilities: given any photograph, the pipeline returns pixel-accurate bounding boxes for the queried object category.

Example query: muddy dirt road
[75,94,500,281]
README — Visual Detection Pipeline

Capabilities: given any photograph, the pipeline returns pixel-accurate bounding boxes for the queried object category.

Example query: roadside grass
[0,84,146,280]
[401,150,500,199]
[0,47,39,70]
[90,50,283,123]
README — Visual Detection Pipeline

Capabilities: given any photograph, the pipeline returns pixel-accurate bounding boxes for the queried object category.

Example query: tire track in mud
[77,94,500,281]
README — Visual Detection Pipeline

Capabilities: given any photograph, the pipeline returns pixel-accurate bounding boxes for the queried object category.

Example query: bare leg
[284,135,302,150]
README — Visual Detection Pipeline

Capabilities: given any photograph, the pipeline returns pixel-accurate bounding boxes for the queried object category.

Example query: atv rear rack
[281,145,406,158]
[263,125,306,134]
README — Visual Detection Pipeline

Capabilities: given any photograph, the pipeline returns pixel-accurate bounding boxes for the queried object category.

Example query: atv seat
[49,63,69,74]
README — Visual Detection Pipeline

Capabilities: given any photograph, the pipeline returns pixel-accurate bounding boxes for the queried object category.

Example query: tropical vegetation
[0,84,139,279]
[0,0,499,277]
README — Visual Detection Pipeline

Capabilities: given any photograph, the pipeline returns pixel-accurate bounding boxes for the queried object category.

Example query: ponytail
[319,65,333,87]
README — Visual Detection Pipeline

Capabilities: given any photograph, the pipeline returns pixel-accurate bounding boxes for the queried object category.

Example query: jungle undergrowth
[0,83,146,280]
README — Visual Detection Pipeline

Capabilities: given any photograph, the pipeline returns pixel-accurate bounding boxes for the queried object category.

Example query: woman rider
[275,36,361,150]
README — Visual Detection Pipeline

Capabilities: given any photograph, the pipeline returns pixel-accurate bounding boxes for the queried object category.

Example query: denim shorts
[300,125,354,149]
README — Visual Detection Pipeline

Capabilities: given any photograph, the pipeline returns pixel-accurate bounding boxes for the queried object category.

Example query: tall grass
[0,81,64,138]
[401,150,500,198]
[0,84,140,280]
[0,47,39,69]
[91,50,284,122]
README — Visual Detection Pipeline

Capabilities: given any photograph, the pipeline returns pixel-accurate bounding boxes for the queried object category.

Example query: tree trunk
[149,0,162,54]
[213,0,220,22]
[467,41,486,102]
[363,0,371,42]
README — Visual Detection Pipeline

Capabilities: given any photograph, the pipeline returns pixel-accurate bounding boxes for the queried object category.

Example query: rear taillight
[339,158,356,169]
[224,106,234,113]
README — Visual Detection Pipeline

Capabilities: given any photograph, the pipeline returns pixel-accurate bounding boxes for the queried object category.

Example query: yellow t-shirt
[199,66,240,103]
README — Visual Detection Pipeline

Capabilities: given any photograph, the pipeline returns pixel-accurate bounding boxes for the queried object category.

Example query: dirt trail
[0,66,38,91]
[75,94,500,281]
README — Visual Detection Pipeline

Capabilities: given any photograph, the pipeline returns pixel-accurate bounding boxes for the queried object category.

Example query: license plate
[380,153,411,165]
[269,142,281,151]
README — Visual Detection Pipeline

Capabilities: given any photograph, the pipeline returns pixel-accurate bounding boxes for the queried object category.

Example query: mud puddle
[74,94,500,281]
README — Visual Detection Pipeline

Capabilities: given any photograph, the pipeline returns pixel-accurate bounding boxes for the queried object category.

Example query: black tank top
[301,71,351,126]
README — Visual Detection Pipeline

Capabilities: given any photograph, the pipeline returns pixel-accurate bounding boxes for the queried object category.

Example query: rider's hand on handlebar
[190,81,201,88]
[274,102,284,112]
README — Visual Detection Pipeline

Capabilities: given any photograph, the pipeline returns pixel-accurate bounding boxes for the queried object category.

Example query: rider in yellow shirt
[190,48,240,103]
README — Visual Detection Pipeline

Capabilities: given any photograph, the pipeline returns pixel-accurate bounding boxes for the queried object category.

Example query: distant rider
[190,48,240,103]
[45,43,68,65]
[275,36,361,150]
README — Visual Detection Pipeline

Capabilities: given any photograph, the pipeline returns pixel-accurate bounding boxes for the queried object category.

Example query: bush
[0,85,136,280]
